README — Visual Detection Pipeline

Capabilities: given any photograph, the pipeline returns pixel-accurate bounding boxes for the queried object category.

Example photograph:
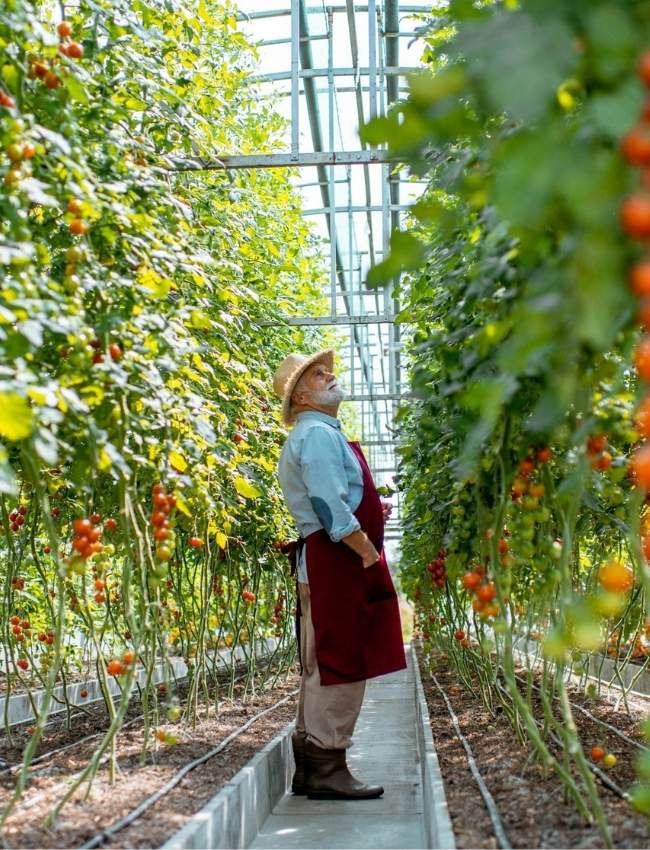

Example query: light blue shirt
[278,411,364,583]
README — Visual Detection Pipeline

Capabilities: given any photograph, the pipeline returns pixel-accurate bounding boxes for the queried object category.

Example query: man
[273,348,406,801]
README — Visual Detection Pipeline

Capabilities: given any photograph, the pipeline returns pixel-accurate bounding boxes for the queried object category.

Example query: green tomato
[63,275,80,294]
[572,622,602,652]
[636,752,650,781]
[66,245,86,263]
[167,704,181,722]
[592,591,626,618]
[630,784,650,816]
[68,556,86,576]
[542,631,567,663]
[519,543,535,560]
[608,487,624,506]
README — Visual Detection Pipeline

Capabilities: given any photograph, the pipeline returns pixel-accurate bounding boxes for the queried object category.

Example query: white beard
[311,385,345,406]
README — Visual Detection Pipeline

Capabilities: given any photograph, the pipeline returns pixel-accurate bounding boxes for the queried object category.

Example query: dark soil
[0,667,299,849]
[418,647,650,849]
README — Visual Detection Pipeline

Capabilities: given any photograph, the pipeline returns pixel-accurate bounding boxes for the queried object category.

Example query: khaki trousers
[295,581,366,750]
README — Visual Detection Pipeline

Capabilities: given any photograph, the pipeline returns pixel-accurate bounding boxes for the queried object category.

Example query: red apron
[300,441,406,686]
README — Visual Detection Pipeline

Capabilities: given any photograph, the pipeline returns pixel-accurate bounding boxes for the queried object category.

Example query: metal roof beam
[238,6,434,20]
[283,315,405,326]
[298,0,383,437]
[346,393,412,401]
[170,151,392,171]
[345,0,377,268]
[249,65,417,82]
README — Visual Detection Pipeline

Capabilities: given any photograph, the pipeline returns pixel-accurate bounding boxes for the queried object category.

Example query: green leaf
[360,114,399,147]
[234,475,261,499]
[169,450,187,473]
[585,5,640,84]
[587,78,645,138]
[406,66,466,108]
[572,235,630,349]
[458,11,576,122]
[0,393,33,441]
[367,231,426,288]
[64,74,89,104]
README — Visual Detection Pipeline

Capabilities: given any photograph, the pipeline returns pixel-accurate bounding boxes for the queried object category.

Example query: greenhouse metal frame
[190,1,434,541]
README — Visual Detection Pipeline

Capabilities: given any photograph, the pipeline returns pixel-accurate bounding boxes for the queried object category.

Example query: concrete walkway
[251,657,425,849]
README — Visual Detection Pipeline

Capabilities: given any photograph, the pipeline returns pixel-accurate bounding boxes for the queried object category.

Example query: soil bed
[0,667,299,849]
[418,646,650,849]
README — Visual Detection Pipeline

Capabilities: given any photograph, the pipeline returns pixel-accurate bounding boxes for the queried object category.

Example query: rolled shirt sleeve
[299,426,361,542]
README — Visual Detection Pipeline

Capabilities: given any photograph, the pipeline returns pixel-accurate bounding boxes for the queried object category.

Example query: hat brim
[281,349,335,425]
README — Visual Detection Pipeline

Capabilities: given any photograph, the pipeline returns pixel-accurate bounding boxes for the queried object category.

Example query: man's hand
[361,545,380,568]
[341,529,380,568]
[381,500,393,523]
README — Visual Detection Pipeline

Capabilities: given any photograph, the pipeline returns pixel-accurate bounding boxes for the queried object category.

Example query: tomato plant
[364,0,650,835]
[0,0,331,824]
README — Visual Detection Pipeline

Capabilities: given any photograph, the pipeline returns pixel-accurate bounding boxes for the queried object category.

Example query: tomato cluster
[624,53,650,499]
[270,595,284,625]
[71,516,103,561]
[462,567,499,620]
[150,484,176,574]
[7,504,27,534]
[27,19,84,94]
[426,548,448,589]
[586,434,612,471]
[106,649,136,677]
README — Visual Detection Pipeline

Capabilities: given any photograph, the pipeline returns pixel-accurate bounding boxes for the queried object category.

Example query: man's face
[293,362,344,407]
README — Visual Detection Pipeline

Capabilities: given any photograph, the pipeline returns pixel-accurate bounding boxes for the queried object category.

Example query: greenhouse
[2,0,650,848]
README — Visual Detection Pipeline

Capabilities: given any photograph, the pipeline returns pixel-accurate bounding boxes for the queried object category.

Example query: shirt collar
[295,410,342,430]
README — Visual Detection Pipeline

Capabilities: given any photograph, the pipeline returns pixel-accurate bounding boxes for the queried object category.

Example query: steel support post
[291,0,300,156]
[345,0,376,267]
[327,7,337,318]
[297,0,382,439]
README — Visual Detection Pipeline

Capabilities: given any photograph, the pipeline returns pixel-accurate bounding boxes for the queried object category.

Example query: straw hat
[272,349,335,425]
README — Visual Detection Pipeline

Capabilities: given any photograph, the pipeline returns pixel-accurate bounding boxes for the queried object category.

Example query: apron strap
[281,538,305,675]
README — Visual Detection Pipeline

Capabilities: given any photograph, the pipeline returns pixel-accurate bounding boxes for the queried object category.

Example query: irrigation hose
[0,653,281,777]
[495,677,630,804]
[512,671,648,754]
[81,688,300,849]
[544,728,629,801]
[431,673,512,850]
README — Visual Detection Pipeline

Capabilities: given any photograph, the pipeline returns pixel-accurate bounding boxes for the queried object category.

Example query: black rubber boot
[291,730,308,795]
[304,739,384,800]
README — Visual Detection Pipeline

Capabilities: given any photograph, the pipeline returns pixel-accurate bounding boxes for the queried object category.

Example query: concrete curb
[163,645,457,850]
[411,645,456,850]
[162,721,295,849]
[1,639,279,728]
[511,637,650,697]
